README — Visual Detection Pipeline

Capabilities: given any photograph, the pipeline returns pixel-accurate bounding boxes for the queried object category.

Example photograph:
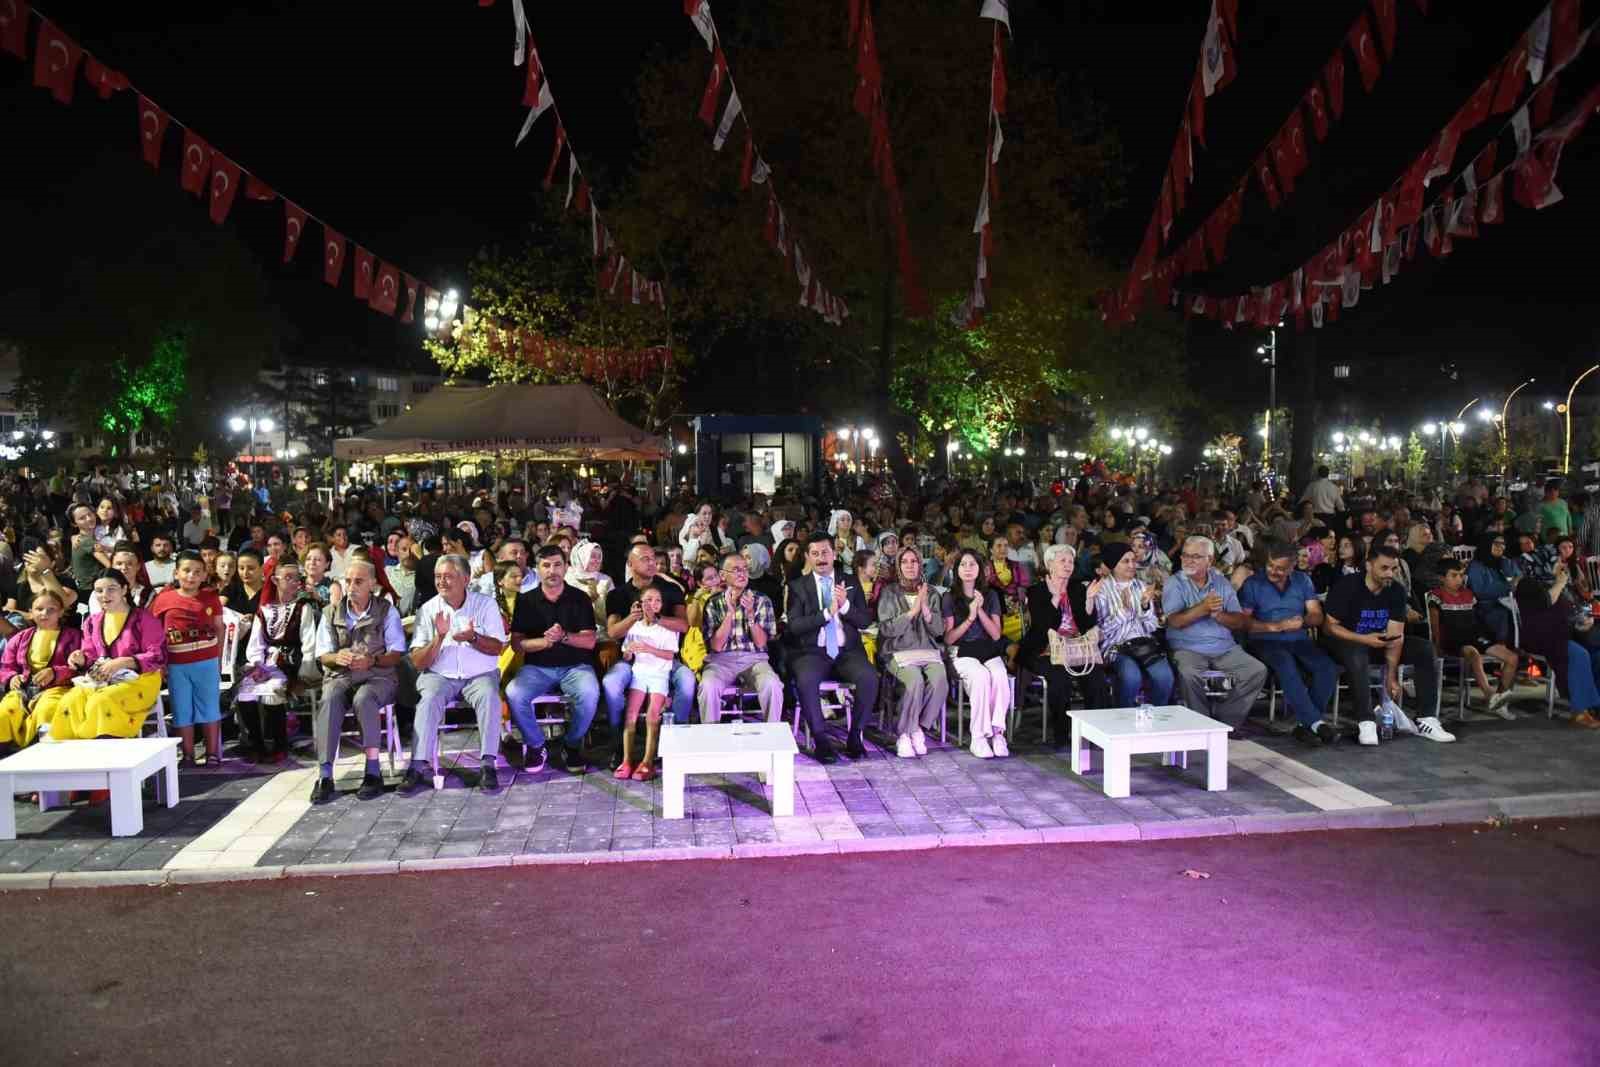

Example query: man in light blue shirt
[1161,535,1267,726]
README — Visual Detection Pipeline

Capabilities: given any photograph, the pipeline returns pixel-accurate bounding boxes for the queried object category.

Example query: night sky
[2,1,1596,429]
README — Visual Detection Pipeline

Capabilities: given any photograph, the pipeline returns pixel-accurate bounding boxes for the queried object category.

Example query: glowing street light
[1134,427,1150,442]
[1332,431,1346,444]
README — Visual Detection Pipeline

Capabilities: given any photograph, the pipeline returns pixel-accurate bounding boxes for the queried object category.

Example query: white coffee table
[0,738,182,839]
[1069,706,1231,799]
[658,723,798,820]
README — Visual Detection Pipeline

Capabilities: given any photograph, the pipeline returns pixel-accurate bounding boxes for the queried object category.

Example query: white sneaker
[1416,716,1457,743]
[990,732,1010,758]
[896,735,916,759]
[1357,721,1380,746]
[1487,692,1516,719]
[910,729,928,756]
[968,735,994,759]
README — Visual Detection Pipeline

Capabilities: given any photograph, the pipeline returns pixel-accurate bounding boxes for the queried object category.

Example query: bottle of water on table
[1136,702,1154,730]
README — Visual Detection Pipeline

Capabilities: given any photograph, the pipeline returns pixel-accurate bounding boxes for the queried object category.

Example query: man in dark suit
[784,532,879,763]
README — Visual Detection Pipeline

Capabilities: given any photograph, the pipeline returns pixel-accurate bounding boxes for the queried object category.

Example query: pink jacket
[0,626,83,689]
[81,607,168,675]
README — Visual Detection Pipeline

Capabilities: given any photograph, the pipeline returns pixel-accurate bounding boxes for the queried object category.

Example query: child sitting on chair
[613,586,679,782]
[1430,558,1519,718]
[0,591,82,750]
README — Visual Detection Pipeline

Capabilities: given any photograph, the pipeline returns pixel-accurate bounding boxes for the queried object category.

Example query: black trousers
[1021,655,1111,733]
[789,648,879,751]
[1322,634,1440,722]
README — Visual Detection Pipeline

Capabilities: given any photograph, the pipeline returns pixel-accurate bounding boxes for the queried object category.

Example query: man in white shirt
[143,533,177,588]
[1299,466,1345,522]
[181,505,211,548]
[327,525,359,580]
[400,554,508,793]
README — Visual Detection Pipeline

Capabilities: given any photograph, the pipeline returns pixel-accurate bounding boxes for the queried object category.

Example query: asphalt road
[4,821,1599,1066]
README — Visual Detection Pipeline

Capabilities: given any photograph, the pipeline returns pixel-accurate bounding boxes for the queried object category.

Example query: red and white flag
[179,130,212,196]
[511,0,528,65]
[699,48,728,126]
[739,128,754,188]
[1491,44,1529,114]
[992,32,1008,115]
[1513,139,1565,209]
[32,20,83,105]
[1256,155,1282,209]
[1527,4,1553,83]
[542,123,566,190]
[208,154,241,224]
[1372,0,1398,57]
[1274,110,1309,190]
[1199,0,1237,96]
[576,177,590,214]
[515,81,554,146]
[137,95,169,168]
[522,44,543,107]
[689,1,716,51]
[1456,73,1496,134]
[0,0,28,60]
[1306,83,1331,141]
[980,0,1011,33]
[1480,173,1505,223]
[1324,50,1346,119]
[244,175,276,201]
[352,247,375,300]
[282,201,306,263]
[1348,14,1382,92]
[83,57,129,99]
[1549,0,1584,72]
[713,88,741,150]
[323,225,346,286]
[400,274,420,323]
[369,262,400,316]
[565,153,578,210]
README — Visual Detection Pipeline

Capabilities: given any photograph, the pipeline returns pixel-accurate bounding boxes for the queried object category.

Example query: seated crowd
[0,461,1596,810]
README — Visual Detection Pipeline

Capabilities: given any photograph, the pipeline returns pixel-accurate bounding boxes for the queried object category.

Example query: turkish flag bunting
[0,1,28,60]
[1276,110,1309,187]
[992,34,1008,116]
[322,225,346,286]
[575,178,589,214]
[83,57,129,99]
[1256,154,1282,209]
[282,201,306,263]
[400,274,420,323]
[740,128,754,189]
[137,95,169,168]
[1324,50,1346,119]
[1306,83,1331,140]
[1480,173,1505,223]
[1348,14,1382,92]
[1423,120,1461,185]
[369,262,400,316]
[1171,139,1188,213]
[1550,0,1583,72]
[33,20,83,105]
[178,130,212,196]
[1513,139,1565,209]
[1456,73,1496,134]
[543,123,566,190]
[1158,174,1174,237]
[1372,0,1397,58]
[1189,73,1207,147]
[244,175,276,201]
[1531,75,1558,127]
[1491,46,1529,114]
[522,47,543,108]
[699,47,727,126]
[1475,142,1499,184]
[352,247,374,300]
[208,154,241,225]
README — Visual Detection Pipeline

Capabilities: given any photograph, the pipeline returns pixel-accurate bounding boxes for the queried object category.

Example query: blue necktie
[820,576,839,658]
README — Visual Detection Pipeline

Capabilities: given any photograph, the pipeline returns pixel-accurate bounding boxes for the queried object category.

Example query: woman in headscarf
[828,509,865,572]
[678,502,716,563]
[877,545,948,759]
[768,519,794,548]
[565,539,615,627]
[1467,531,1518,646]
[743,542,782,608]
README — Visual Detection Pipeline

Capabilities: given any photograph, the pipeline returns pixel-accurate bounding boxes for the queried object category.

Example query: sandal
[202,754,223,770]
[177,754,197,770]
[631,763,654,782]
[613,762,634,780]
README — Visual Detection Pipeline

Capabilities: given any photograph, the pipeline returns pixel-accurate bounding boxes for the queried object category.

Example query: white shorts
[629,672,670,697]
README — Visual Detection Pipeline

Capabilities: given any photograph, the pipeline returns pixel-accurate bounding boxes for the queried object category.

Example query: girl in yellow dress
[0,591,83,749]
[53,571,168,742]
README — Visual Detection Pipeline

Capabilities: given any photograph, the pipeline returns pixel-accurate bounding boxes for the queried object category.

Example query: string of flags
[847,0,929,318]
[1168,21,1599,334]
[510,0,667,311]
[5,2,672,383]
[683,0,849,326]
[952,4,1011,330]
[1100,0,1590,329]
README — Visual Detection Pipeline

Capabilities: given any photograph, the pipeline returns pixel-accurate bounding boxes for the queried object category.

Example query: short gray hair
[344,557,377,580]
[436,553,472,579]
[1042,543,1077,569]
[1183,535,1216,561]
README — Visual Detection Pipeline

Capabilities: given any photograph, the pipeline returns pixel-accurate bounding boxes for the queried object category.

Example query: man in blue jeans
[1238,540,1340,746]
[602,545,696,766]
[506,545,600,774]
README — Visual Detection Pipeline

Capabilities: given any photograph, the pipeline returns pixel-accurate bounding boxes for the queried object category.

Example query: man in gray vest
[312,558,407,803]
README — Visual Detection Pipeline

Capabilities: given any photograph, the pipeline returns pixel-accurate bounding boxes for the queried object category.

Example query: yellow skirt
[0,686,73,749]
[48,673,163,741]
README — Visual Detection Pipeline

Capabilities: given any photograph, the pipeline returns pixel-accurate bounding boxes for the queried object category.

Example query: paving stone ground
[4,680,1597,875]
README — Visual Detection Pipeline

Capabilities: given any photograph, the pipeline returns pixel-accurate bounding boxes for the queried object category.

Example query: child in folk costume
[56,570,168,743]
[0,591,82,749]
[236,559,321,762]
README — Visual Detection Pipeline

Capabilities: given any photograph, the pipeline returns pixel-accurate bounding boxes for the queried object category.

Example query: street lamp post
[1256,329,1277,487]
[228,414,276,495]
[1498,377,1536,484]
[1562,365,1600,475]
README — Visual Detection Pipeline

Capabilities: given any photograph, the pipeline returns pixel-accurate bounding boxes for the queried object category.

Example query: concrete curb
[5,790,1599,891]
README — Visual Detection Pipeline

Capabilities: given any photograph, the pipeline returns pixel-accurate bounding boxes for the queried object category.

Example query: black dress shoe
[356,774,386,800]
[844,738,867,760]
[813,745,839,765]
[398,768,430,794]
[479,762,499,791]
[1315,722,1339,745]
[310,777,336,804]
[1291,724,1323,747]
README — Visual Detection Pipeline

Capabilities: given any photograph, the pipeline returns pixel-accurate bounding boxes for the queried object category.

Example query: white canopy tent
[333,382,666,464]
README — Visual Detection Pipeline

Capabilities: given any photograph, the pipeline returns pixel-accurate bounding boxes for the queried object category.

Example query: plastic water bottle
[1136,703,1154,731]
[1379,702,1395,741]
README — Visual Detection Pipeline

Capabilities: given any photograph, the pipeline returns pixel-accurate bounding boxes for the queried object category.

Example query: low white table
[0,738,181,839]
[1069,706,1231,799]
[658,723,798,820]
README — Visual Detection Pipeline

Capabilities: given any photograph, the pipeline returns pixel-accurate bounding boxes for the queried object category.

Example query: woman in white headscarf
[565,539,614,626]
[829,509,865,573]
[768,519,794,547]
[679,502,716,563]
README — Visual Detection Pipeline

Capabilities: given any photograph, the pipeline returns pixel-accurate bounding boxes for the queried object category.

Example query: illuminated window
[1333,364,1351,379]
